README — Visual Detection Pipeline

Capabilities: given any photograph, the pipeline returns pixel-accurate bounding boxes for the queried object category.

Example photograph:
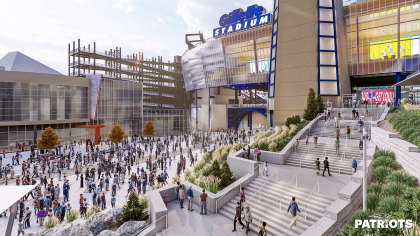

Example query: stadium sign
[213,4,271,37]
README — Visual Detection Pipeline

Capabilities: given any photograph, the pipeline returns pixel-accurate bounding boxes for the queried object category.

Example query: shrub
[351,210,370,225]
[367,193,380,212]
[390,106,400,113]
[286,115,301,127]
[83,206,100,219]
[373,157,399,170]
[201,163,213,176]
[66,209,79,223]
[399,187,420,223]
[118,192,148,226]
[373,149,395,160]
[372,166,392,183]
[171,175,181,184]
[43,217,60,229]
[259,142,269,151]
[379,196,400,215]
[387,171,418,187]
[211,159,221,179]
[382,182,407,197]
[367,182,382,195]
[220,161,235,189]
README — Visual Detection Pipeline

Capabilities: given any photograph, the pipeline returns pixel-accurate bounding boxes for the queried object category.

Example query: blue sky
[0,0,272,74]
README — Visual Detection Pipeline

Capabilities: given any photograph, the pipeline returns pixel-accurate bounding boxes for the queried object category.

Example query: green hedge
[387,108,420,147]
[338,149,420,236]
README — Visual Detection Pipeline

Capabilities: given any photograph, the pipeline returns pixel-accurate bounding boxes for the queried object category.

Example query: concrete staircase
[218,175,335,236]
[310,119,364,140]
[285,143,362,175]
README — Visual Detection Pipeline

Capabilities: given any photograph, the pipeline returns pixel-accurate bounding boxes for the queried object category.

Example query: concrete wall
[371,127,420,181]
[273,0,319,126]
[211,105,228,130]
[335,0,351,99]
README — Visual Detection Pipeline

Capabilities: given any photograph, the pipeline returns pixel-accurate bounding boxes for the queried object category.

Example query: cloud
[156,15,165,23]
[111,0,134,13]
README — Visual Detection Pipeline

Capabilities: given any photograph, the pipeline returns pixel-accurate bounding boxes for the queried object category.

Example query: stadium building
[181,0,420,129]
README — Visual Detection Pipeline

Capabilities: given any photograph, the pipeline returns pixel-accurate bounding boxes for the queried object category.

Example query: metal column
[94,42,96,75]
[73,41,75,76]
[5,202,17,236]
[195,89,198,131]
[68,44,70,76]
[78,39,80,76]
[396,72,402,102]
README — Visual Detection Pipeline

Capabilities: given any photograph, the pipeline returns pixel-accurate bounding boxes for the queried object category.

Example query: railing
[136,214,168,236]
[320,122,328,137]
[322,135,330,157]
[227,104,267,108]
[156,226,172,236]
[303,180,320,219]
[215,165,259,214]
[299,144,310,168]
[247,170,279,204]
[279,174,298,211]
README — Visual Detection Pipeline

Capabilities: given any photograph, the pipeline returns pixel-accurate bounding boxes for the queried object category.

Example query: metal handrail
[258,174,298,226]
[299,142,310,168]
[279,174,298,211]
[156,226,172,236]
[323,135,330,157]
[247,170,279,204]
[137,214,168,236]
[215,165,259,214]
[320,122,328,137]
[303,180,321,220]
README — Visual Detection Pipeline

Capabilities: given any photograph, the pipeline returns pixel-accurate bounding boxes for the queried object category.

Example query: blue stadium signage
[213,4,271,37]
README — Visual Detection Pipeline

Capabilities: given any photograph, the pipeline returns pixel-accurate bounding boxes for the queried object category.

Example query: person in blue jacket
[287,197,300,226]
[352,159,357,174]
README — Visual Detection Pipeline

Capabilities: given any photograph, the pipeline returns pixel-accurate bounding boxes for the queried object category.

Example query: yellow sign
[369,37,412,59]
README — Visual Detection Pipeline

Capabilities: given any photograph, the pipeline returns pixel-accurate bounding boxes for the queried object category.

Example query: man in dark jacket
[323,157,331,176]
[233,202,245,232]
[287,197,300,226]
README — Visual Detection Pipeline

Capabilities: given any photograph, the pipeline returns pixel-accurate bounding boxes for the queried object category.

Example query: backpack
[258,229,264,236]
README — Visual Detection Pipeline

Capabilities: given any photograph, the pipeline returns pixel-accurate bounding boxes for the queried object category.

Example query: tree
[211,159,221,179]
[36,127,61,150]
[220,161,235,188]
[142,120,155,136]
[316,94,326,114]
[303,88,318,120]
[108,124,124,144]
[117,192,148,226]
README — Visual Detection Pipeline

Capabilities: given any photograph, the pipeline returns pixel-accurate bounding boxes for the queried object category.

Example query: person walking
[322,157,331,176]
[352,108,356,120]
[334,115,339,128]
[346,126,351,139]
[239,187,245,212]
[187,186,194,211]
[324,110,327,121]
[199,189,208,214]
[175,182,180,202]
[334,127,341,140]
[263,162,268,176]
[313,134,318,148]
[295,139,299,153]
[101,193,106,210]
[259,222,268,236]
[179,185,185,208]
[315,158,320,175]
[162,191,168,207]
[243,206,252,236]
[358,119,364,133]
[287,197,300,227]
[37,207,47,226]
[358,137,363,155]
[253,146,259,161]
[232,202,245,232]
[352,159,357,174]
[335,138,340,155]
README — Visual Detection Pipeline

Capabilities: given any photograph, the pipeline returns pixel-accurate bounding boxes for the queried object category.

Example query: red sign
[361,89,394,103]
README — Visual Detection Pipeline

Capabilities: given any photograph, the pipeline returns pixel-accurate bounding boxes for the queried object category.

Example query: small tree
[118,192,148,226]
[220,161,235,188]
[142,120,155,137]
[36,127,61,151]
[211,159,221,179]
[108,124,124,144]
[303,88,318,120]
[316,94,326,114]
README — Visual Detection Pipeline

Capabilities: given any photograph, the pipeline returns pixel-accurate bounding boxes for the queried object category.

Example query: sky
[0,0,272,75]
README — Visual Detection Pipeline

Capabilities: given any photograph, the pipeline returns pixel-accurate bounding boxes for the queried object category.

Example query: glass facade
[90,79,143,137]
[0,82,88,122]
[345,0,420,76]
[182,24,272,92]
[143,109,189,136]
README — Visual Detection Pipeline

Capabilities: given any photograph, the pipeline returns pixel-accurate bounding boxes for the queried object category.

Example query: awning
[0,185,37,214]
[394,70,420,86]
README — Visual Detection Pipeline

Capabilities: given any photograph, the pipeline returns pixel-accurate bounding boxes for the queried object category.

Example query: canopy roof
[394,70,420,86]
[0,185,37,214]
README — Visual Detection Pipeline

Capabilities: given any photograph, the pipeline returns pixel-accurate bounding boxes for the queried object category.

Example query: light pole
[362,128,367,211]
